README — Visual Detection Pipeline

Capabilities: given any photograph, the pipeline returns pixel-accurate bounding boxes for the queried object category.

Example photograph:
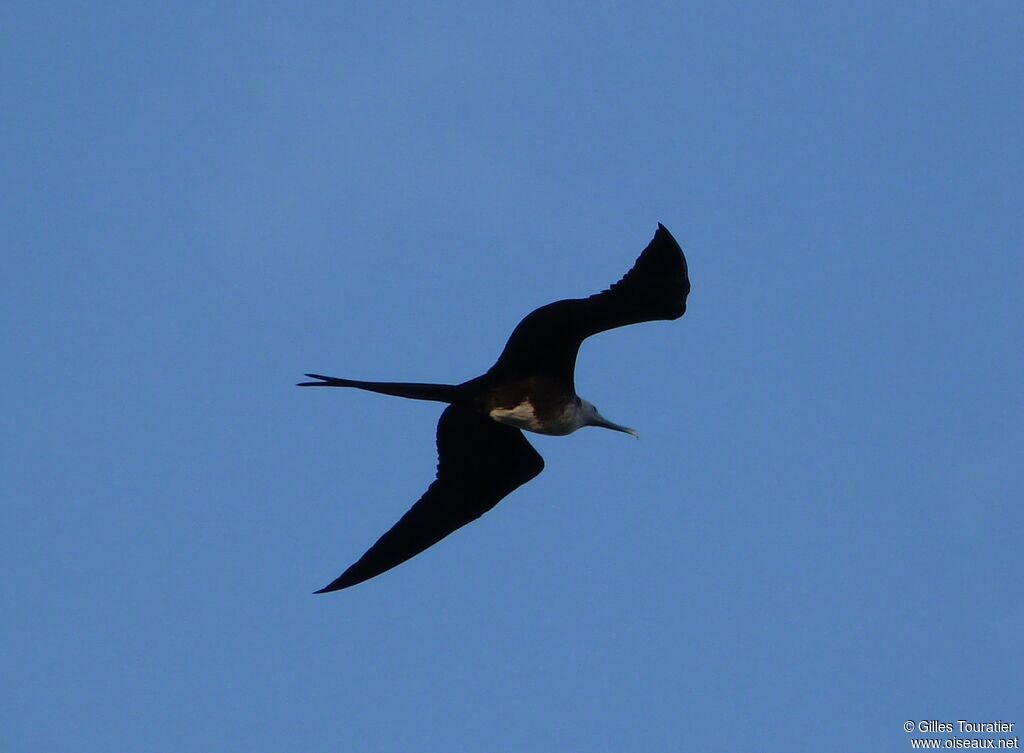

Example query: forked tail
[297,373,460,403]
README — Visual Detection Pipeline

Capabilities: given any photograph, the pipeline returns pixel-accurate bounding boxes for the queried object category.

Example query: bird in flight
[300,223,690,592]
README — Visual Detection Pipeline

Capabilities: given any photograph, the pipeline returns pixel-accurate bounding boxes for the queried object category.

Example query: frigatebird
[300,223,690,592]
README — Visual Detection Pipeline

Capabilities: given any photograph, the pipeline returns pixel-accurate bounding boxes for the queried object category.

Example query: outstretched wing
[316,405,544,593]
[486,223,689,383]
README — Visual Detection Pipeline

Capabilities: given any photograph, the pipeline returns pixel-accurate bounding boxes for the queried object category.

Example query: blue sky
[3,3,1021,751]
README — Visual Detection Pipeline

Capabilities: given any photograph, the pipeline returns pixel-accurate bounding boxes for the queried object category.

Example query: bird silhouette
[300,223,690,592]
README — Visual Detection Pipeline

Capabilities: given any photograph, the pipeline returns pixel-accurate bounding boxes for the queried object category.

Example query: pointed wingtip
[314,570,360,594]
[654,222,682,250]
[313,581,346,595]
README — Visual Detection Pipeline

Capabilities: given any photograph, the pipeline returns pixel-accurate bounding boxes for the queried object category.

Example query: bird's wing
[316,405,544,593]
[486,223,689,383]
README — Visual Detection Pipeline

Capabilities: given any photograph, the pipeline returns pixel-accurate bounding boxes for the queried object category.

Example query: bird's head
[578,398,639,439]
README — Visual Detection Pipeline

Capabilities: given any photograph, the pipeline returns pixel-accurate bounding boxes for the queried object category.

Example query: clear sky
[3,3,1021,751]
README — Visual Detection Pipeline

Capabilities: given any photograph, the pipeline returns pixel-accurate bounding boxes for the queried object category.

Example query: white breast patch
[489,399,584,436]
[489,400,544,432]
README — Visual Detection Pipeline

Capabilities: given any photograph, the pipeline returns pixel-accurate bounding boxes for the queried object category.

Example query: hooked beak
[591,413,640,439]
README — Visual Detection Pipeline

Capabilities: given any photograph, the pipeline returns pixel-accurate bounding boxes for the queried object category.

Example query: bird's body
[300,223,690,592]
[489,395,577,435]
[475,375,580,434]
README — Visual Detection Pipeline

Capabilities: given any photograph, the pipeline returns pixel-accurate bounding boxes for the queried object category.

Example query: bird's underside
[300,223,690,592]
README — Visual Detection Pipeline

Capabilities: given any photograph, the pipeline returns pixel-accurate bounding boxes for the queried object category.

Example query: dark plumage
[300,223,690,592]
